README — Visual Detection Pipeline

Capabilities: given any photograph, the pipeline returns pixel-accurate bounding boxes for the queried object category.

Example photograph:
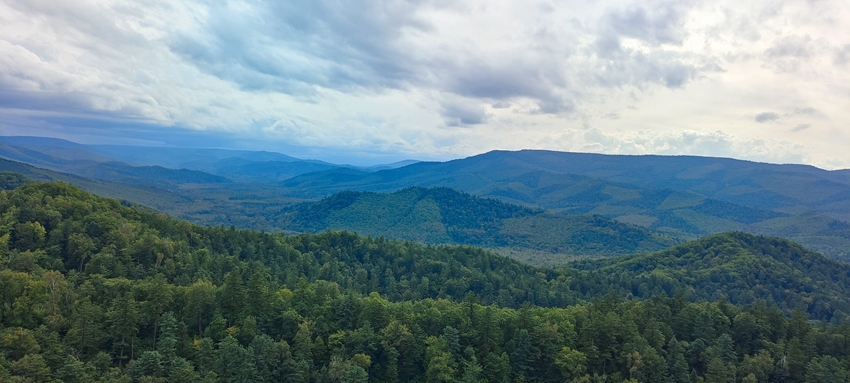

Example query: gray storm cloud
[755,112,780,123]
[0,0,848,168]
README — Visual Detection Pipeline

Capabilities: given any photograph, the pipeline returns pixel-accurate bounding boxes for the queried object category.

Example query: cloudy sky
[1,0,848,167]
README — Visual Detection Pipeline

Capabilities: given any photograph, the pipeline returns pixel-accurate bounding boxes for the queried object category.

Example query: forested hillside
[567,232,850,322]
[4,139,850,264]
[281,150,850,220]
[4,181,850,382]
[280,151,850,262]
[0,142,232,190]
[281,187,676,264]
[0,161,310,232]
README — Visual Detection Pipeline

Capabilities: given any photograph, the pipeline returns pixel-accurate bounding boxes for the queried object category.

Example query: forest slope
[568,232,850,321]
[4,137,849,263]
[0,160,309,231]
[281,187,677,265]
[5,181,850,382]
[282,151,850,261]
[2,181,849,318]
[284,150,850,218]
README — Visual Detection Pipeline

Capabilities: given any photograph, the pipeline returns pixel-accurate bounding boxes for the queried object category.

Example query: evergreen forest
[4,181,850,382]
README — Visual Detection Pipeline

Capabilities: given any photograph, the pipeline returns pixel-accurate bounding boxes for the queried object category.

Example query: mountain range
[1,135,849,264]
[280,150,850,261]
[3,166,850,382]
[279,186,677,265]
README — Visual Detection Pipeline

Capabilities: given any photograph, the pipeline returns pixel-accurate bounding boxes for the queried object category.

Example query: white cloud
[547,128,808,164]
[0,0,848,169]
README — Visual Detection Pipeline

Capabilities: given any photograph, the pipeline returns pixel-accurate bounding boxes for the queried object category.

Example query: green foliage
[3,181,850,382]
[0,172,32,191]
[566,232,850,321]
[279,187,677,265]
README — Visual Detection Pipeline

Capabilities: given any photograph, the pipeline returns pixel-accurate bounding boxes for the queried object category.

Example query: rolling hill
[4,180,850,318]
[567,231,850,321]
[3,137,849,263]
[281,150,850,261]
[281,150,850,220]
[280,187,678,264]
[4,181,850,382]
[0,141,231,190]
[0,159,308,230]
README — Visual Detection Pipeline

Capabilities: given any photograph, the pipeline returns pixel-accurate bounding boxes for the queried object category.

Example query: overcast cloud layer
[1,0,848,167]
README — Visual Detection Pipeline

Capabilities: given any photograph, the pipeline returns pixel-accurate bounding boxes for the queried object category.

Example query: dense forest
[4,180,850,382]
[280,187,676,264]
[5,143,850,264]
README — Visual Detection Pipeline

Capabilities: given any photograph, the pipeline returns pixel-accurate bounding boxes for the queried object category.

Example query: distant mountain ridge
[0,141,231,189]
[2,136,849,263]
[4,180,850,321]
[283,149,850,218]
[0,136,419,183]
[280,186,677,264]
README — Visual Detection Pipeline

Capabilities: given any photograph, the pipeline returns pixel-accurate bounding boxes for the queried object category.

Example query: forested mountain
[0,163,308,232]
[567,232,850,322]
[4,181,850,382]
[176,158,340,183]
[0,142,231,190]
[282,150,850,219]
[281,187,676,265]
[281,150,850,262]
[280,166,789,236]
[0,162,676,266]
[2,136,849,262]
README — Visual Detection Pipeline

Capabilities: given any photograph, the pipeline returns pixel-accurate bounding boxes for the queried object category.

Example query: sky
[1,0,848,168]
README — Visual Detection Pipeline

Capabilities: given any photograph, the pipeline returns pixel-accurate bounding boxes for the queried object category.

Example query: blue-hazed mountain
[281,150,850,261]
[176,157,342,183]
[282,149,850,218]
[0,136,417,183]
[88,145,305,167]
[3,137,849,262]
[0,141,231,189]
[0,159,309,231]
[279,186,678,264]
[0,136,342,183]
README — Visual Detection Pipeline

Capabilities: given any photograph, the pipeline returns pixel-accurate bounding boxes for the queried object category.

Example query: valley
[2,136,849,264]
[2,177,850,382]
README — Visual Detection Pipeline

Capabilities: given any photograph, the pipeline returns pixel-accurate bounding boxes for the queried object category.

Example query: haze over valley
[2,0,849,381]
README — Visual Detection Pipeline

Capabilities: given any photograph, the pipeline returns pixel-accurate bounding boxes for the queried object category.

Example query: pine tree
[666,337,690,383]
[157,312,178,360]
[508,329,534,379]
[460,347,484,383]
[130,350,164,380]
[804,356,848,383]
[220,270,246,326]
[425,336,456,383]
[195,338,215,377]
[215,336,256,383]
[106,295,140,366]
